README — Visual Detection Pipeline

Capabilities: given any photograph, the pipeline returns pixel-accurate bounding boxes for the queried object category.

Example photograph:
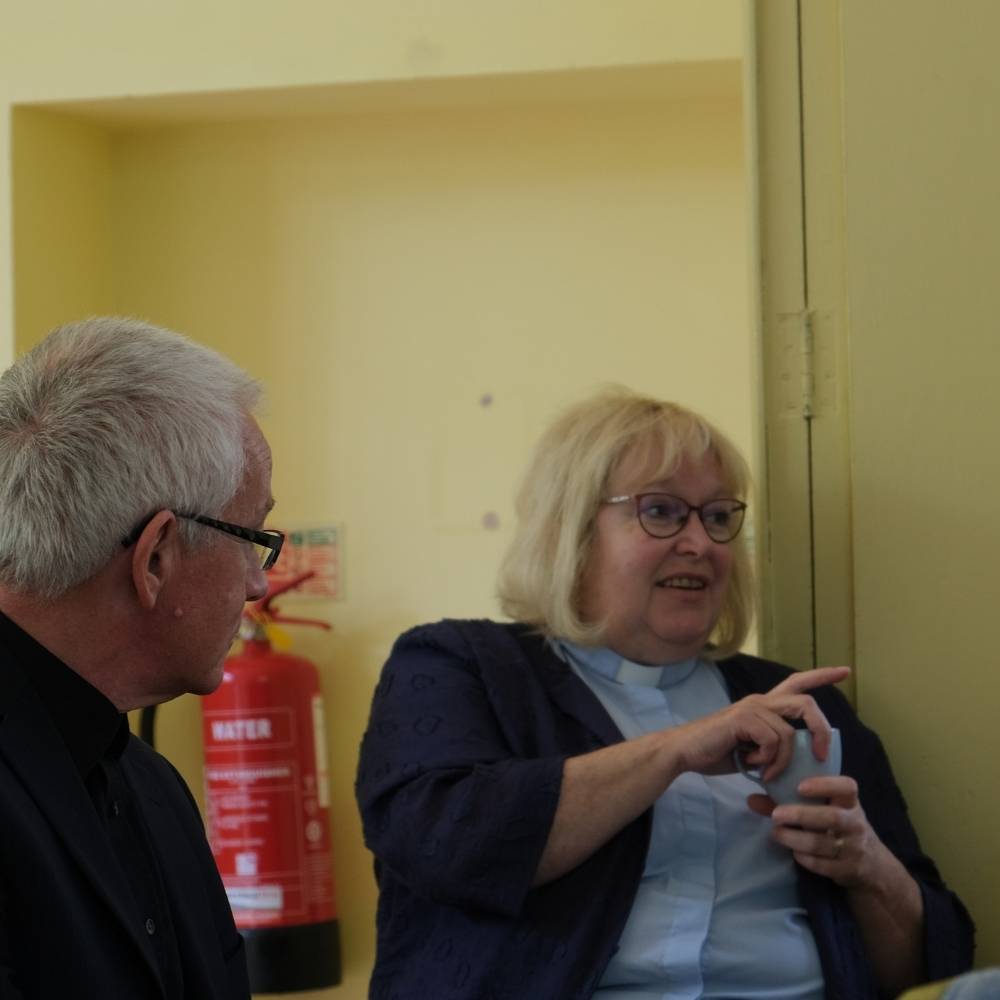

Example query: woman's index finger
[773,665,851,694]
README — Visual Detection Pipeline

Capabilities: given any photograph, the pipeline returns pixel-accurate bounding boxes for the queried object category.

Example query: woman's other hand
[748,775,884,887]
[750,776,925,994]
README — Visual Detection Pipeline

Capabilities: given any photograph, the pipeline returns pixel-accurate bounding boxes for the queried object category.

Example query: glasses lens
[700,500,746,542]
[636,494,690,538]
[254,531,284,571]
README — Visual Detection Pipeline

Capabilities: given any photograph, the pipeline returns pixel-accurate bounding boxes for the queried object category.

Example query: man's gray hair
[0,316,263,598]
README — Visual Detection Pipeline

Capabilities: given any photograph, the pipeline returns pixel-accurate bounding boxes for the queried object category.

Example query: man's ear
[130,510,180,611]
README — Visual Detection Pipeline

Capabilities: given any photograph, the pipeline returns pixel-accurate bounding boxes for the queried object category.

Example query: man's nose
[246,560,269,602]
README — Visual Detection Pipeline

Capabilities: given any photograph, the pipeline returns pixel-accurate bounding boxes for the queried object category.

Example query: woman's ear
[130,510,179,611]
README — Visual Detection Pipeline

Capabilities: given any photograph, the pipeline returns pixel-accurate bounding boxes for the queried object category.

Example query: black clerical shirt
[2,611,184,998]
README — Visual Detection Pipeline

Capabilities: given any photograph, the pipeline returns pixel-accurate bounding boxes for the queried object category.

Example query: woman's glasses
[602,493,747,543]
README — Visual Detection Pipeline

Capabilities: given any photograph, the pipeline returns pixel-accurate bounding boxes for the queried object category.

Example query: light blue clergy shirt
[555,641,824,1000]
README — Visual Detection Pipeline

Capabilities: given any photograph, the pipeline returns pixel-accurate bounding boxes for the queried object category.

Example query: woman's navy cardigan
[356,619,974,1000]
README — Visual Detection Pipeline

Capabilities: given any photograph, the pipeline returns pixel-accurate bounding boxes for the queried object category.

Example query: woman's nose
[674,511,713,552]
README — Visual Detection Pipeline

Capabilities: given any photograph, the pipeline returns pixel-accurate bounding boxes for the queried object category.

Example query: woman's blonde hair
[497,386,754,658]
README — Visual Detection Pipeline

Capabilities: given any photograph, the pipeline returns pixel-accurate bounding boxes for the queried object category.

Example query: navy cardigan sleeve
[356,620,650,1000]
[356,620,565,917]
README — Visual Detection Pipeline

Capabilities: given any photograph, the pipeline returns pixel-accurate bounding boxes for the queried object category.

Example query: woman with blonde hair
[356,387,973,1000]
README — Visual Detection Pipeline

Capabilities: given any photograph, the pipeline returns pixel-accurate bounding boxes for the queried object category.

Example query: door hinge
[801,309,815,421]
[774,308,816,421]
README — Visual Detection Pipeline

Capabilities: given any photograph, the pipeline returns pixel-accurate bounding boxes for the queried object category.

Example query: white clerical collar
[614,658,665,687]
[555,639,700,690]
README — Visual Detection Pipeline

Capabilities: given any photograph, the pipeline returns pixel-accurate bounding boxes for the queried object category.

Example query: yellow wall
[8,59,750,999]
[11,110,117,341]
[0,0,743,367]
[839,0,1000,965]
[0,1,740,100]
[752,0,998,969]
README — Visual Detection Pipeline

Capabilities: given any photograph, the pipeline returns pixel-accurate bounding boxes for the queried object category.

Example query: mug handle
[733,743,765,785]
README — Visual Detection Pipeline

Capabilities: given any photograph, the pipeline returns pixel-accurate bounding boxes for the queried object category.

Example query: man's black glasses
[122,512,284,570]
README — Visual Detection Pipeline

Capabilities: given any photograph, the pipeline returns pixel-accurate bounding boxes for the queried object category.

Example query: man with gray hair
[0,317,282,998]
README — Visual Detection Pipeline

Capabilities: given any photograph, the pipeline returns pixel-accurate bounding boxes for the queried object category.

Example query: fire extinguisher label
[312,695,330,809]
[226,885,283,911]
[203,703,337,929]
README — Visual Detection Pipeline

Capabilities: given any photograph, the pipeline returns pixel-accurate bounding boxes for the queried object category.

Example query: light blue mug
[735,728,841,804]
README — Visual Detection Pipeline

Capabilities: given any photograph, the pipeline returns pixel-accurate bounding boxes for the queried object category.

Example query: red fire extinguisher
[201,571,340,993]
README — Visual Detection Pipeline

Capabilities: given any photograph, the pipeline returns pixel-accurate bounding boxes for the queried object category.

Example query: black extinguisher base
[241,919,341,994]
